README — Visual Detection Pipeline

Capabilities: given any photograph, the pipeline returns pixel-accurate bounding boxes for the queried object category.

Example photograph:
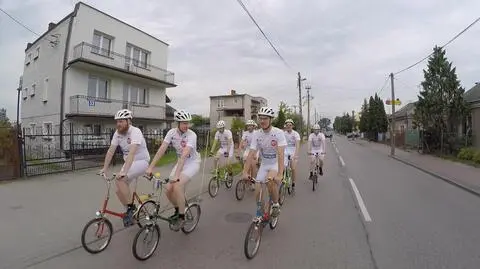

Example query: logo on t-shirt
[127,138,131,144]
[271,140,277,147]
[181,140,186,148]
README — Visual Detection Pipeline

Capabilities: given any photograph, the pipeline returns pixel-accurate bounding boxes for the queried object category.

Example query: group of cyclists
[100,105,327,228]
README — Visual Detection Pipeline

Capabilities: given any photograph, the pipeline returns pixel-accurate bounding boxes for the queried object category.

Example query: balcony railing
[71,42,175,85]
[69,95,166,120]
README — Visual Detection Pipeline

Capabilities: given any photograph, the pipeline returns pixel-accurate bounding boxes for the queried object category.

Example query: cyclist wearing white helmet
[100,109,150,227]
[146,109,200,228]
[283,119,301,190]
[210,120,234,175]
[242,106,287,218]
[308,123,326,178]
[240,119,259,177]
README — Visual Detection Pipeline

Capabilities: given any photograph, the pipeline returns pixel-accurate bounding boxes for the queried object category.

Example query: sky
[1,0,480,122]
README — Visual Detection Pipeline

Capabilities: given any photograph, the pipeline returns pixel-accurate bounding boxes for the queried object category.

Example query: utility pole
[297,72,303,135]
[305,85,312,135]
[292,105,298,114]
[390,73,396,156]
[314,107,317,125]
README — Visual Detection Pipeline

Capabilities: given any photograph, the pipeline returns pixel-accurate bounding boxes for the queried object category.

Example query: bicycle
[244,177,279,259]
[132,174,201,261]
[309,152,324,191]
[81,174,152,254]
[235,155,255,201]
[279,155,294,205]
[208,153,234,198]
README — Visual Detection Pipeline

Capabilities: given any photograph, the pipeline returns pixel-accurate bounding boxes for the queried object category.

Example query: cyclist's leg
[255,164,270,202]
[265,166,280,216]
[291,155,298,185]
[226,146,234,175]
[309,153,316,177]
[251,151,259,178]
[119,160,148,224]
[168,160,200,220]
[319,154,325,175]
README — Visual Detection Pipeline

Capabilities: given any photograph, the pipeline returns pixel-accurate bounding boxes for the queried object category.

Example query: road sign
[386,99,401,105]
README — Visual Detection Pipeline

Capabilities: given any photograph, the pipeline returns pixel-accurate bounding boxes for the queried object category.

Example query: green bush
[473,151,480,164]
[457,147,476,160]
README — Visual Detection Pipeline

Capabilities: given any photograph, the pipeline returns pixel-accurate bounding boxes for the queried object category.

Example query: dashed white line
[349,178,372,222]
[334,147,339,154]
[339,156,345,166]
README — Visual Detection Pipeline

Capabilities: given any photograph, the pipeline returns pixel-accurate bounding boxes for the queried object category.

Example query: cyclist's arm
[102,143,117,171]
[210,132,219,154]
[172,132,196,179]
[277,145,286,176]
[243,134,258,176]
[307,136,312,155]
[148,141,169,170]
[322,135,327,154]
[227,131,233,152]
[294,133,300,157]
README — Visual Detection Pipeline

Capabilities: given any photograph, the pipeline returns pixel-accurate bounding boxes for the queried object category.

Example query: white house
[20,2,176,150]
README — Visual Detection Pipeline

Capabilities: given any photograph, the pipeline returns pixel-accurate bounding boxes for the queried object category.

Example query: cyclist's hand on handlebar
[97,169,107,178]
[116,172,126,180]
[145,167,153,177]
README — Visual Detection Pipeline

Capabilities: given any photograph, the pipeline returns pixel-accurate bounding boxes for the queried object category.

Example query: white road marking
[339,156,345,166]
[335,147,339,154]
[349,178,372,222]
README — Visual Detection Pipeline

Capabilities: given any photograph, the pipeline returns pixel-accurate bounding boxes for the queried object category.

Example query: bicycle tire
[244,222,262,259]
[182,204,201,234]
[269,215,279,230]
[136,200,157,228]
[81,217,113,254]
[235,180,246,201]
[312,175,317,191]
[278,184,286,206]
[225,174,234,189]
[132,224,161,261]
[208,177,219,198]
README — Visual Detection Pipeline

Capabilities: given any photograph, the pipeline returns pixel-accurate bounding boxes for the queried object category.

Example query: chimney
[26,42,33,50]
[230,89,236,95]
[48,22,56,31]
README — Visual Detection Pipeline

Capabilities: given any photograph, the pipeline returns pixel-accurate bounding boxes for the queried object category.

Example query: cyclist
[100,109,150,227]
[243,106,287,218]
[210,120,234,175]
[146,110,200,228]
[239,119,259,177]
[283,119,301,190]
[308,124,326,178]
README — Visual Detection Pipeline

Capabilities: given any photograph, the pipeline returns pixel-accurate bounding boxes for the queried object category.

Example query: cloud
[1,0,480,122]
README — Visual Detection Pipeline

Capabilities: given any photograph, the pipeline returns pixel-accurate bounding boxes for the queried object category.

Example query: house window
[126,43,149,69]
[26,53,32,65]
[34,47,40,60]
[217,99,224,108]
[30,84,36,96]
[43,78,48,102]
[42,122,53,138]
[22,88,28,99]
[88,75,109,99]
[29,123,36,135]
[123,84,148,104]
[92,31,113,57]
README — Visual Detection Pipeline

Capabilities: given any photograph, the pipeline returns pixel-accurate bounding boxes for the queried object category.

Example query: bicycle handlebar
[97,172,116,182]
[143,174,179,184]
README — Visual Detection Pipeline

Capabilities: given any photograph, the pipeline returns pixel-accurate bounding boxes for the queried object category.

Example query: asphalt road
[4,135,480,269]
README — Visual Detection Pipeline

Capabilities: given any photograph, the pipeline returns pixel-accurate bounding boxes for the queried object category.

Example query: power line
[376,75,390,96]
[394,16,480,75]
[235,0,291,69]
[0,7,41,37]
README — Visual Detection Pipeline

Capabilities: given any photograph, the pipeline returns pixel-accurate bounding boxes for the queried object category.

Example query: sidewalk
[354,139,480,195]
[0,156,233,269]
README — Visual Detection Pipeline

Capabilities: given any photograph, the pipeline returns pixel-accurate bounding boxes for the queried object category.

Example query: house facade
[209,90,267,129]
[465,83,480,148]
[20,2,175,146]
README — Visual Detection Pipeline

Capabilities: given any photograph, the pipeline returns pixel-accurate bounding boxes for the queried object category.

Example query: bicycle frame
[96,175,142,219]
[253,178,275,223]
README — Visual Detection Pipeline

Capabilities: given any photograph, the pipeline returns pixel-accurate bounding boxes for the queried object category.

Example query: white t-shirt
[241,130,256,149]
[250,127,287,165]
[163,128,199,161]
[308,132,326,152]
[284,130,301,152]
[215,129,233,149]
[111,126,150,162]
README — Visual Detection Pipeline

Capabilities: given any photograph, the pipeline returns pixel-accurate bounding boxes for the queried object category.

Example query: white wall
[69,3,169,70]
[21,17,71,126]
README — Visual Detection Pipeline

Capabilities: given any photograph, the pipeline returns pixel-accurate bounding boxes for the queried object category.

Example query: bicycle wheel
[312,175,317,191]
[278,184,286,206]
[182,204,201,234]
[269,215,279,230]
[225,173,234,189]
[135,200,157,228]
[235,180,246,201]
[244,222,262,259]
[81,217,113,254]
[132,224,161,261]
[208,177,219,198]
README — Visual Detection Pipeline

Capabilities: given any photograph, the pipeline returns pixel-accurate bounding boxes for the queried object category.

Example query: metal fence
[21,125,212,177]
[0,127,21,180]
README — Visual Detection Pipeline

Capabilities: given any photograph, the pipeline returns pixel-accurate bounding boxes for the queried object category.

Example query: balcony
[70,42,175,86]
[68,95,166,120]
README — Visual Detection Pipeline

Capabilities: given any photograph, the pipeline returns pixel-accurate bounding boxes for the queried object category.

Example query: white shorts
[310,151,325,164]
[169,159,201,182]
[217,147,234,160]
[284,149,296,167]
[256,162,278,183]
[120,160,149,184]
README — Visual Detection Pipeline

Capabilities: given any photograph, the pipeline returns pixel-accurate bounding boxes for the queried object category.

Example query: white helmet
[216,120,226,128]
[246,119,257,126]
[258,106,275,118]
[174,109,192,122]
[312,124,321,130]
[285,119,294,125]
[114,109,133,120]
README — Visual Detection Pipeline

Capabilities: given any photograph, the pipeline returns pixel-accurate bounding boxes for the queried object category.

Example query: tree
[318,118,331,129]
[414,46,468,153]
[359,98,369,133]
[333,113,353,134]
[191,114,209,127]
[273,101,288,128]
[231,117,245,144]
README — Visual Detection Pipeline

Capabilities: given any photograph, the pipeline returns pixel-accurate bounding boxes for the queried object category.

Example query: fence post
[70,123,75,170]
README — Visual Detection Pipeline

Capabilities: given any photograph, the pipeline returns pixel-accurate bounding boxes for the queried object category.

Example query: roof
[392,101,417,118]
[210,94,247,99]
[465,83,480,104]
[26,1,169,52]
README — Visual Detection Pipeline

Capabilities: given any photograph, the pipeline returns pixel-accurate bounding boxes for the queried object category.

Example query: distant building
[209,90,267,129]
[0,108,6,122]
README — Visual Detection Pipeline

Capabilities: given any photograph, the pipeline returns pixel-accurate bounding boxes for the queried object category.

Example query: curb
[390,155,480,198]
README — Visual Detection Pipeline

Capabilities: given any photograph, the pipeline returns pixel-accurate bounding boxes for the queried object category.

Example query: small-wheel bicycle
[244,177,279,259]
[279,155,294,205]
[132,174,201,261]
[309,153,324,191]
[81,174,152,254]
[208,154,234,197]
